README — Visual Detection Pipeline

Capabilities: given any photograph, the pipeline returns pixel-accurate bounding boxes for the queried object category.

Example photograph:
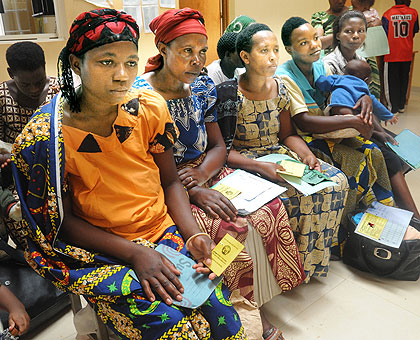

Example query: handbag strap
[0,237,26,264]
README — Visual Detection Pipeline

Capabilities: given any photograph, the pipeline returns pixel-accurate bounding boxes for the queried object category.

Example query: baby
[316,59,398,125]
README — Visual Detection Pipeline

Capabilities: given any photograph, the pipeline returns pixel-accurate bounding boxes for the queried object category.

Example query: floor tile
[261,271,345,328]
[278,280,420,340]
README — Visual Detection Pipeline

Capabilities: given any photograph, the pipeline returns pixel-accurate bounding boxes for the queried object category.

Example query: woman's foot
[263,326,285,340]
[260,309,284,340]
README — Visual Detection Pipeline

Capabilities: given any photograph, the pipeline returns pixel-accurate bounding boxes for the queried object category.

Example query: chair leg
[70,294,83,314]
[94,313,109,340]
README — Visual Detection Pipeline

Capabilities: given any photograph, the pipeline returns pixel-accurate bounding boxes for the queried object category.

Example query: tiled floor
[22,89,420,339]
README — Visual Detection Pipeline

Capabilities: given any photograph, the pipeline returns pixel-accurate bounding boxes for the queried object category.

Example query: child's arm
[0,284,30,336]
[385,115,399,126]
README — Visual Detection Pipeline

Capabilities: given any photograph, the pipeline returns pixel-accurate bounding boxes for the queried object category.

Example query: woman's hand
[354,115,374,140]
[353,95,373,125]
[254,162,286,183]
[8,304,30,336]
[187,234,217,280]
[0,153,11,168]
[131,246,184,305]
[367,17,381,27]
[301,154,321,171]
[374,131,398,145]
[178,167,207,189]
[188,186,237,222]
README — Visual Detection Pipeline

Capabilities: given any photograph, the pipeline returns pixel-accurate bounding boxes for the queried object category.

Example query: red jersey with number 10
[382,5,419,62]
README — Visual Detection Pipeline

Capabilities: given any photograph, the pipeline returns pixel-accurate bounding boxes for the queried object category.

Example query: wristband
[185,232,210,251]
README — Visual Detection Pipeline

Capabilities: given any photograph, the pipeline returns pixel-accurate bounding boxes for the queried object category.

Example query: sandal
[263,326,285,340]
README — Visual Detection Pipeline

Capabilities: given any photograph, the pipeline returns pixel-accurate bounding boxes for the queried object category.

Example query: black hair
[217,32,238,59]
[281,17,309,47]
[236,23,271,55]
[6,42,45,72]
[332,10,368,48]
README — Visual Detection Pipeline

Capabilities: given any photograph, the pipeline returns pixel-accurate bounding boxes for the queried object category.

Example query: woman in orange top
[12,8,245,340]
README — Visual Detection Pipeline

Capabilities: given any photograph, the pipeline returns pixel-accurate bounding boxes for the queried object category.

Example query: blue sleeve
[414,17,419,36]
[314,75,334,92]
[191,75,217,123]
[371,95,394,121]
[382,16,389,36]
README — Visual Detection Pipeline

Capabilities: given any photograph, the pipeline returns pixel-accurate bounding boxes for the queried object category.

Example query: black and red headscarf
[144,8,207,73]
[59,8,139,112]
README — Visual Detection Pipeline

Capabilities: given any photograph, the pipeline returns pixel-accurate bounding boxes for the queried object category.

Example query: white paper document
[123,6,143,31]
[212,170,287,215]
[142,0,158,5]
[355,202,412,248]
[84,0,114,7]
[142,5,159,33]
[256,154,337,196]
[123,0,140,5]
[357,26,390,58]
[160,0,175,8]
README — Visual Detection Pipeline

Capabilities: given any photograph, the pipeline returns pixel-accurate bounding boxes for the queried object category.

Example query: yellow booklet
[212,183,241,200]
[208,233,244,276]
[356,213,387,240]
[276,159,306,177]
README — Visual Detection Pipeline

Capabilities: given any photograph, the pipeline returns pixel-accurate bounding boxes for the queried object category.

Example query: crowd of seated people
[1,2,419,339]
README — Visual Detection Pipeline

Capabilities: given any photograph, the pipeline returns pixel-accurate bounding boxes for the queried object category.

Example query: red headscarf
[144,8,207,73]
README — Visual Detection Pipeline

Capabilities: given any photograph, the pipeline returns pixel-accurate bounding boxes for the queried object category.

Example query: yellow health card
[212,183,241,200]
[357,213,387,240]
[208,233,244,276]
[276,159,306,178]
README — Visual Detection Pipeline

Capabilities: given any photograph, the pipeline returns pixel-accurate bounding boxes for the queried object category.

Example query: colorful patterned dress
[12,90,245,340]
[276,59,394,253]
[215,76,349,281]
[0,77,60,248]
[133,76,305,305]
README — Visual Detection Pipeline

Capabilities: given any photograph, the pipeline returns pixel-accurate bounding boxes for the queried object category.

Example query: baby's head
[343,59,372,84]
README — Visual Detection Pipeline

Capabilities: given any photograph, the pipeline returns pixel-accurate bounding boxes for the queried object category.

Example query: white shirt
[206,59,245,85]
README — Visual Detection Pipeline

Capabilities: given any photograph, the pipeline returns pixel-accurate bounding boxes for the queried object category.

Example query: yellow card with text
[357,213,387,240]
[209,233,244,276]
[276,160,306,177]
[212,183,241,200]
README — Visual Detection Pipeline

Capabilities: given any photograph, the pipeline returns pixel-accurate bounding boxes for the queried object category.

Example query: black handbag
[0,238,71,333]
[343,213,420,281]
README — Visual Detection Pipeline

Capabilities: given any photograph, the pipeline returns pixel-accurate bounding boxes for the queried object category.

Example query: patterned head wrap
[144,8,207,73]
[224,15,256,34]
[59,8,139,112]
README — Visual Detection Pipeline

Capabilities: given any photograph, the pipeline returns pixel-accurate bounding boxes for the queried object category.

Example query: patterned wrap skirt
[236,144,349,281]
[178,154,306,301]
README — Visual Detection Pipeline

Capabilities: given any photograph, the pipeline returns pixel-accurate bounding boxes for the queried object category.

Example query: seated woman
[323,10,420,221]
[132,8,305,340]
[12,9,245,340]
[215,23,348,298]
[275,17,395,249]
[0,41,60,248]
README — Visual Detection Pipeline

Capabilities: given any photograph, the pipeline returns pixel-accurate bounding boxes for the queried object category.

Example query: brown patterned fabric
[0,77,59,248]
[0,77,59,144]
[178,155,305,302]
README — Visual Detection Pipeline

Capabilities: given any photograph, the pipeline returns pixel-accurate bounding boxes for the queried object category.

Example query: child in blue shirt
[316,59,398,125]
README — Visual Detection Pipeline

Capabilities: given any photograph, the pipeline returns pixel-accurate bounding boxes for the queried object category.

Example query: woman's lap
[304,136,394,217]
[190,167,305,302]
[237,145,348,281]
[279,159,348,280]
[77,226,245,340]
